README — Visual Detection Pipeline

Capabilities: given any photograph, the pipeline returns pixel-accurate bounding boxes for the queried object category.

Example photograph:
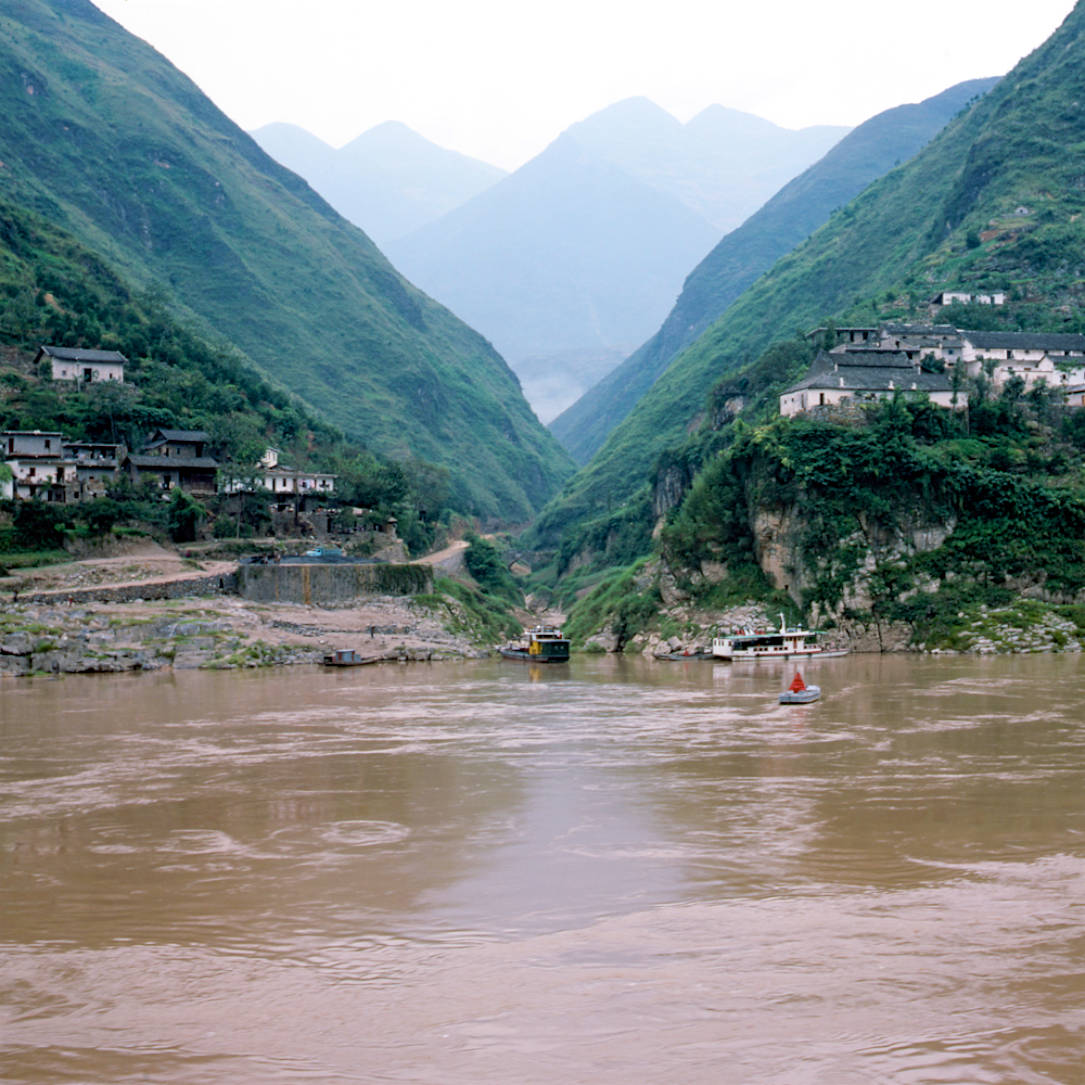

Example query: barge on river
[498,625,570,663]
[712,614,848,662]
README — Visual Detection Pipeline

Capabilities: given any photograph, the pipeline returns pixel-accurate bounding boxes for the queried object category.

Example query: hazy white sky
[94,0,1076,170]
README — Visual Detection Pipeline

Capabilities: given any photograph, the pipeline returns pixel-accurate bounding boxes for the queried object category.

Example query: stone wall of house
[802,402,875,427]
[237,563,432,606]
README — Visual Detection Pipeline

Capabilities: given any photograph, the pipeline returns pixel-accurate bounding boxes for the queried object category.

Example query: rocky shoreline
[589,597,1085,659]
[0,594,489,678]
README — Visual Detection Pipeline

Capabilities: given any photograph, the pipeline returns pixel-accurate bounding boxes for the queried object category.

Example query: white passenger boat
[711,614,848,661]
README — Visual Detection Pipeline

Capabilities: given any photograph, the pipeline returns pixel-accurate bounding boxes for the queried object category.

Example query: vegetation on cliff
[0,195,455,555]
[651,390,1085,649]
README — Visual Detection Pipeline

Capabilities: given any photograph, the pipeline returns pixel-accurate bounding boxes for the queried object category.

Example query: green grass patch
[1,549,71,569]
[411,576,520,646]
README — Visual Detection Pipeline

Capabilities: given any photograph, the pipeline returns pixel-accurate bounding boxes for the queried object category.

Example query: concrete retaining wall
[22,573,239,606]
[237,563,432,606]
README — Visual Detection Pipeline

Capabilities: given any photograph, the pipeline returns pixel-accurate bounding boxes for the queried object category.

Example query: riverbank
[0,540,491,677]
[0,593,489,677]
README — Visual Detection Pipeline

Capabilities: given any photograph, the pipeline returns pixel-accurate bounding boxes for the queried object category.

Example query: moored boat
[323,649,389,666]
[498,625,570,663]
[657,649,713,661]
[712,613,848,662]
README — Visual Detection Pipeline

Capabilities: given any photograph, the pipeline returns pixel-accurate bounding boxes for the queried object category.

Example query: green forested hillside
[548,77,1000,466]
[0,0,573,523]
[532,0,1085,549]
[0,195,334,449]
[0,194,466,555]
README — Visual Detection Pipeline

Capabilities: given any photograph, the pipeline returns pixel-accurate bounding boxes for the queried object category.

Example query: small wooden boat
[657,649,713,661]
[779,671,820,704]
[498,625,570,662]
[323,649,389,667]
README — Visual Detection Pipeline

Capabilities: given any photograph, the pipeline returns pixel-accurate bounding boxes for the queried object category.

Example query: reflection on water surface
[2,653,1084,1083]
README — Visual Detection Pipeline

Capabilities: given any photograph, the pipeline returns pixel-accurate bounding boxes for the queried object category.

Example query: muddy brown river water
[1,653,1083,1083]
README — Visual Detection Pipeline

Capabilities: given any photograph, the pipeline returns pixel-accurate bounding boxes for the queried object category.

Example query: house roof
[960,331,1085,352]
[822,349,917,369]
[63,441,119,452]
[148,429,212,443]
[36,346,128,364]
[806,326,877,338]
[124,454,220,470]
[881,323,959,337]
[785,351,952,395]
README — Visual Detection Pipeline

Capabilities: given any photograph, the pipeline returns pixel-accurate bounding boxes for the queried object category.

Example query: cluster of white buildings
[3,345,340,505]
[2,431,119,502]
[3,428,338,505]
[780,323,1085,417]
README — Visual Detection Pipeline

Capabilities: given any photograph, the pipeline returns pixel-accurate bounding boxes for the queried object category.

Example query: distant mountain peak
[250,118,505,246]
[684,102,792,136]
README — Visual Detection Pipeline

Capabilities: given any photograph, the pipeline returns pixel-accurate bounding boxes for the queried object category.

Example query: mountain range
[549,76,1002,465]
[249,121,506,248]
[0,0,573,523]
[531,0,1085,550]
[384,98,848,420]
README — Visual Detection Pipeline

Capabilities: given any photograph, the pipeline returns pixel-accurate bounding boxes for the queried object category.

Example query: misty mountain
[386,132,722,420]
[386,100,848,421]
[249,121,506,248]
[0,0,572,523]
[566,97,849,232]
[550,76,1001,464]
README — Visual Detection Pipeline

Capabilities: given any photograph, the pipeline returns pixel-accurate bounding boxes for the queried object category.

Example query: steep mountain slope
[0,0,572,523]
[250,121,506,247]
[532,0,1085,545]
[550,76,1001,465]
[385,99,846,421]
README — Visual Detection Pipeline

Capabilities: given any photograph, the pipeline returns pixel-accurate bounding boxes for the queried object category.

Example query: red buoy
[789,672,806,692]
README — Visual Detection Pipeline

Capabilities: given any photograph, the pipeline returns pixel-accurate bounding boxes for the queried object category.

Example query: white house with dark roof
[931,291,1006,307]
[121,429,218,494]
[35,345,126,383]
[2,430,73,501]
[63,440,120,494]
[4,430,63,458]
[957,331,1085,389]
[221,447,336,500]
[142,429,212,458]
[2,431,120,502]
[829,324,1085,394]
[779,351,957,418]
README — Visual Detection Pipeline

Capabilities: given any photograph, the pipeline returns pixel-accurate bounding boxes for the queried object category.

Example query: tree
[166,488,206,543]
[332,452,409,510]
[82,380,141,444]
[464,533,522,605]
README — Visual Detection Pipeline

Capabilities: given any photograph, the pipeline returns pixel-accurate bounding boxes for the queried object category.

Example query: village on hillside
[0,345,383,540]
[781,312,1085,418]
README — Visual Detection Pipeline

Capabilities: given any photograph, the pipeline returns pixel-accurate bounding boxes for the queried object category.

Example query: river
[1,653,1083,1083]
